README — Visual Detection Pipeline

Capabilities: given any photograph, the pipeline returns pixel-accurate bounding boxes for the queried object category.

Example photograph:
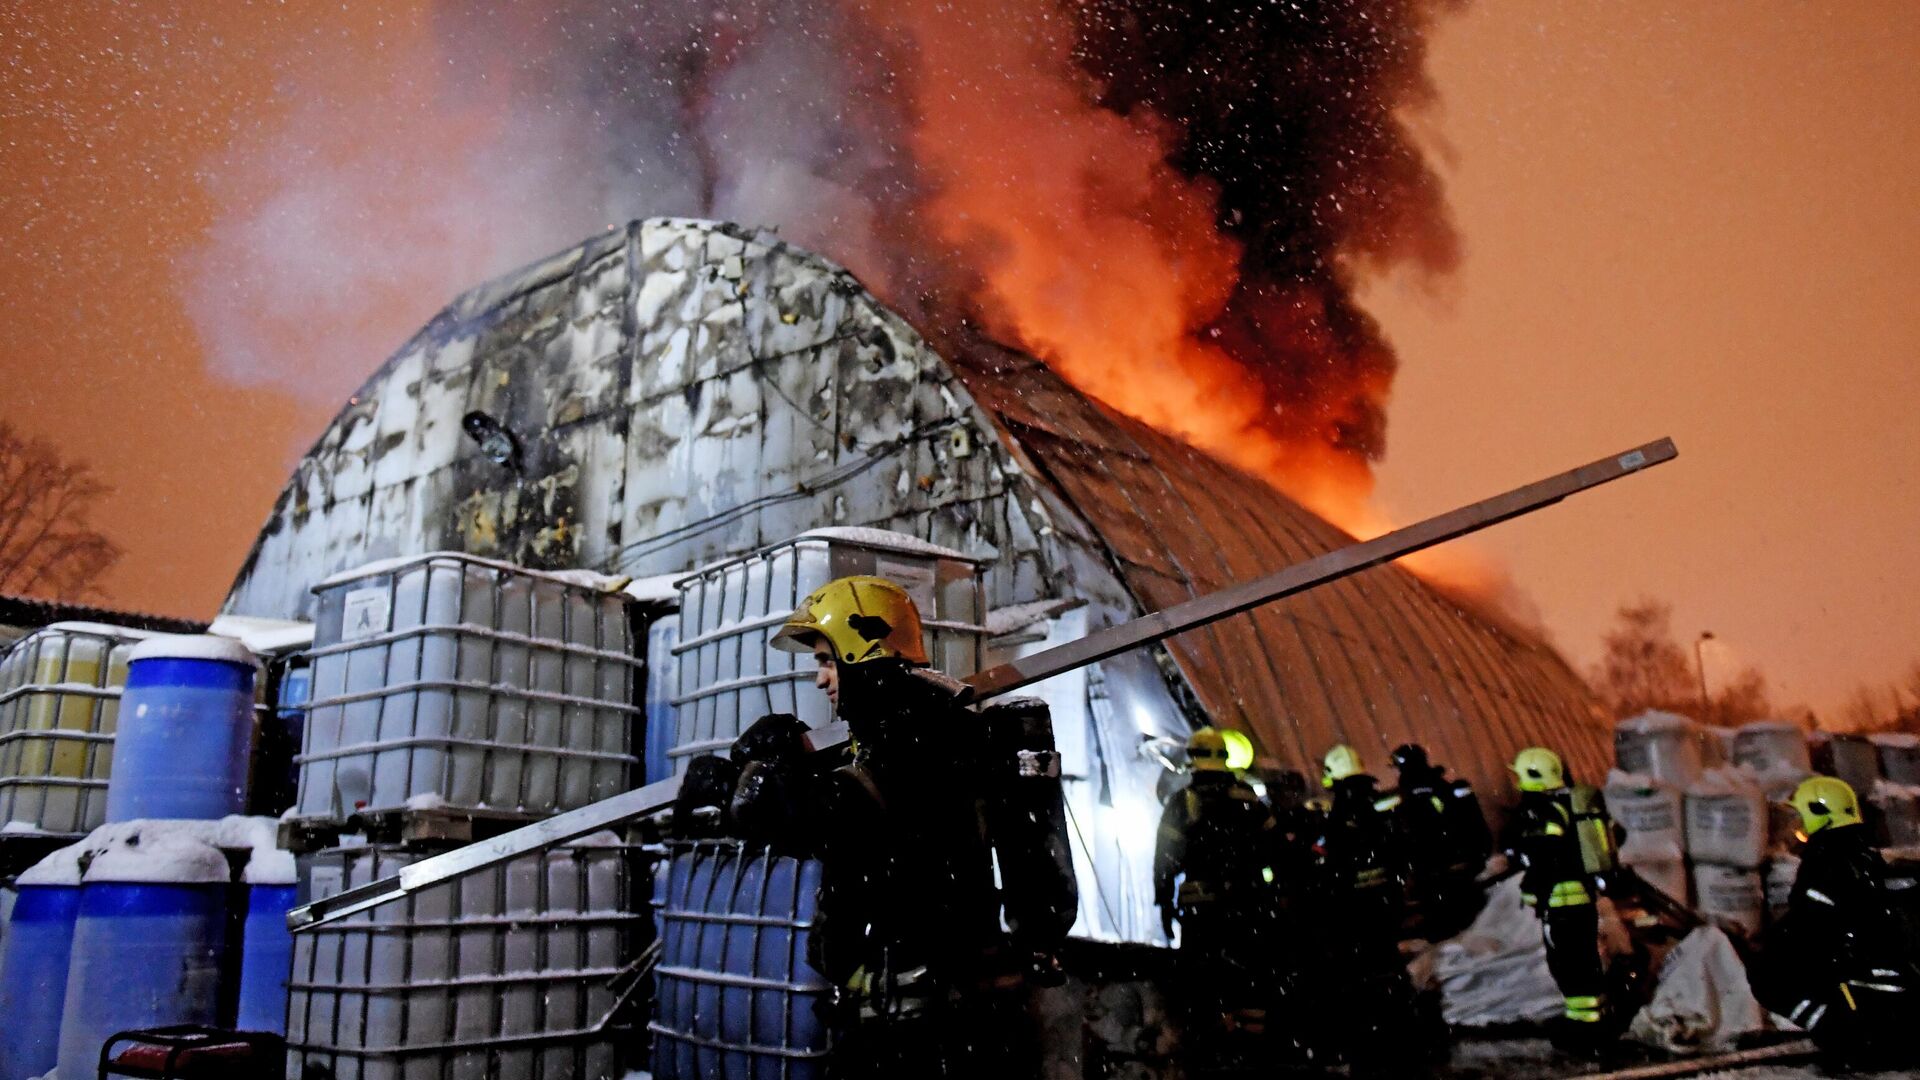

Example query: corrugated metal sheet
[224,218,1608,937]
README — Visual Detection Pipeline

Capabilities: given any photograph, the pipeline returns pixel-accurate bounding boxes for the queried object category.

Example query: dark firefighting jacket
[1153,770,1276,920]
[1769,824,1917,1024]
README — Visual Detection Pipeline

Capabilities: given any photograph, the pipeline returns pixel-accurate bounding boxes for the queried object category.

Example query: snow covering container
[1731,721,1811,776]
[651,840,830,1080]
[1869,780,1920,847]
[1614,711,1706,788]
[286,837,639,1080]
[0,622,150,836]
[295,553,641,825]
[237,847,299,1035]
[105,635,258,822]
[0,848,83,1079]
[670,528,984,773]
[56,829,234,1080]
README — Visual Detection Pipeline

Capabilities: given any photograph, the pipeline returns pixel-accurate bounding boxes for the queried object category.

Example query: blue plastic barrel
[651,841,829,1080]
[105,635,257,822]
[236,878,297,1034]
[0,874,81,1079]
[56,834,233,1079]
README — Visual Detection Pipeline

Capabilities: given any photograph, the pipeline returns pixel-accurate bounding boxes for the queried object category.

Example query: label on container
[341,587,392,642]
[874,558,938,619]
[308,865,345,900]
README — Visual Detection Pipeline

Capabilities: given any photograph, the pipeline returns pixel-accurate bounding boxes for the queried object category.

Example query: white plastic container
[670,529,984,773]
[0,623,152,836]
[1615,711,1706,788]
[286,838,637,1080]
[1684,768,1769,869]
[1690,863,1764,938]
[297,554,641,823]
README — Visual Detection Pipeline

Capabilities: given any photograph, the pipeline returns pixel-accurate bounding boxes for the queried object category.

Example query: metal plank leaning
[289,436,1676,931]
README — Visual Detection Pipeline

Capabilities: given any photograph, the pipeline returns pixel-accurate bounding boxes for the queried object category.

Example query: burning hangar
[223,217,1609,941]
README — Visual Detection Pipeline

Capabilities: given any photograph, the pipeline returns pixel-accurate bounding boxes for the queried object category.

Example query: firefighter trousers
[1540,892,1606,1023]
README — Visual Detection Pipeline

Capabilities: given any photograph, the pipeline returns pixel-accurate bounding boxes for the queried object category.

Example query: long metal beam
[964,438,1676,698]
[288,437,1675,930]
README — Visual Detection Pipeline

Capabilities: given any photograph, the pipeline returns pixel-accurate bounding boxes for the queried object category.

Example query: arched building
[225,218,1609,939]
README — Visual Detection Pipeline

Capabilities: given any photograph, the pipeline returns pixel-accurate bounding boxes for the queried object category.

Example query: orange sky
[4,1,1917,714]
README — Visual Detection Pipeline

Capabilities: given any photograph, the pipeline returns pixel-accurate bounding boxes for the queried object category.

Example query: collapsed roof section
[225,217,1608,816]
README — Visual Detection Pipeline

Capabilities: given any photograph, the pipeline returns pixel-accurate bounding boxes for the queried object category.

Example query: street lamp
[1694,631,1715,719]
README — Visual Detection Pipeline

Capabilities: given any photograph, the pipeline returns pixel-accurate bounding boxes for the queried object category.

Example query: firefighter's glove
[673,755,742,837]
[732,713,808,765]
[1028,951,1066,988]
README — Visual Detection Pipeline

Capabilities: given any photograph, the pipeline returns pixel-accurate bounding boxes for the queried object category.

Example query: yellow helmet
[769,576,928,666]
[1790,775,1862,837]
[1188,728,1231,772]
[1220,729,1256,772]
[1322,744,1364,788]
[1511,747,1564,792]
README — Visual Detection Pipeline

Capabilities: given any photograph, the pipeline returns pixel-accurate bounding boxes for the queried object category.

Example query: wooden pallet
[278,805,542,853]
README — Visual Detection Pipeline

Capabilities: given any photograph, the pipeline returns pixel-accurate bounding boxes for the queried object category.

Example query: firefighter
[1756,776,1919,1067]
[1507,746,1615,1047]
[1152,727,1281,1059]
[732,575,1076,1080]
[1390,743,1493,938]
[1305,744,1430,1070]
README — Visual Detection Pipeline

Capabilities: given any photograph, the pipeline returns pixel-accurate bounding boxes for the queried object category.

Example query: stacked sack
[1868,734,1920,849]
[1685,768,1769,938]
[1611,712,1708,908]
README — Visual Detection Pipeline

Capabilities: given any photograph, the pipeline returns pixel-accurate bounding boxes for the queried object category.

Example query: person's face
[811,639,839,710]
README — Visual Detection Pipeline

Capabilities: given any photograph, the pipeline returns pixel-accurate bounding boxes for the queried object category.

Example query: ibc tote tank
[56,828,234,1080]
[0,844,85,1079]
[105,635,257,822]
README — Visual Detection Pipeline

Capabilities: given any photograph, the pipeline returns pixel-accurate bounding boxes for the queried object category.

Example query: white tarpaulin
[1628,926,1766,1052]
[1432,877,1564,1027]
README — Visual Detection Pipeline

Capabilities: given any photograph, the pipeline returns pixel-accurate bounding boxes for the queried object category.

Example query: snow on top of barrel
[1869,732,1919,749]
[36,621,158,642]
[1737,719,1807,736]
[129,633,257,666]
[83,824,230,885]
[17,839,87,886]
[245,847,299,885]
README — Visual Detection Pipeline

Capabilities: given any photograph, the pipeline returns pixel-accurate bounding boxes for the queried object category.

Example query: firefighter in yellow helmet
[1754,776,1919,1067]
[1300,744,1431,1069]
[1152,727,1280,1065]
[1506,746,1618,1049]
[731,575,1074,1079]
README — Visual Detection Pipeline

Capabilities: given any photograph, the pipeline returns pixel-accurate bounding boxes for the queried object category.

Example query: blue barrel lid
[128,634,256,667]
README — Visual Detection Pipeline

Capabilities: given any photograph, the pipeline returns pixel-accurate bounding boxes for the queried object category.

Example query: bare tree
[1589,599,1698,718]
[1588,598,1773,724]
[0,423,121,600]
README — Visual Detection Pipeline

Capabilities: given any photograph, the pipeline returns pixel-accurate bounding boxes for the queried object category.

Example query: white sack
[1616,711,1705,788]
[1431,876,1563,1027]
[1685,768,1769,868]
[1628,926,1766,1052]
[1690,863,1764,938]
[1606,770,1686,863]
